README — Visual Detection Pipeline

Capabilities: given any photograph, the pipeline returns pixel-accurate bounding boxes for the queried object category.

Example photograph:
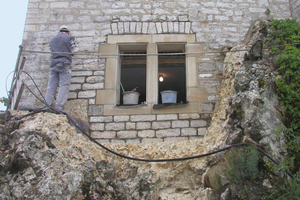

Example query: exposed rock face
[0,21,287,199]
[0,112,211,199]
[227,60,286,160]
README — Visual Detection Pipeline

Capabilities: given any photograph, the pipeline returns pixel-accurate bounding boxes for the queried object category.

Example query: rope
[19,77,294,178]
[21,42,300,57]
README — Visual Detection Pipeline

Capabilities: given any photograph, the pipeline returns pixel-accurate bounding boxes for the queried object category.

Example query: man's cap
[60,25,69,32]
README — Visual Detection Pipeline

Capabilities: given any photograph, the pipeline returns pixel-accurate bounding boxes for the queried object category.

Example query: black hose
[21,79,294,178]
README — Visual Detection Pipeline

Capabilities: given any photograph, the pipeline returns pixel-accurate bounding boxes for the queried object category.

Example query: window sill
[116,104,148,108]
[153,102,189,109]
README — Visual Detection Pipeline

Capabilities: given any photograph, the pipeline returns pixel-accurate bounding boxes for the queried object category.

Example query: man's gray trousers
[44,64,71,111]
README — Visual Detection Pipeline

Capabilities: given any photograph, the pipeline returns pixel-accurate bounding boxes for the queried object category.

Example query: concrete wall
[19,0,295,143]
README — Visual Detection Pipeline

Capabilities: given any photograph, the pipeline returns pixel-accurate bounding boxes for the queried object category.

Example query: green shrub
[266,171,300,200]
[225,146,259,183]
[267,19,300,172]
[264,17,300,200]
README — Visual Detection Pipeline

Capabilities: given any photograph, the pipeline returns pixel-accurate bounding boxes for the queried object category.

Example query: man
[44,25,78,112]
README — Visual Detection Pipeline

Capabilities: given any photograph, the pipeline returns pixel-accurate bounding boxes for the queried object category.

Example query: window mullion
[146,43,158,104]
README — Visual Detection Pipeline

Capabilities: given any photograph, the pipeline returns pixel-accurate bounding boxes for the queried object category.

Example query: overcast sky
[0,1,28,111]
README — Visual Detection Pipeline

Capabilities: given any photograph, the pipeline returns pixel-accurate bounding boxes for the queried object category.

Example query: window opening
[120,49,146,105]
[158,44,186,104]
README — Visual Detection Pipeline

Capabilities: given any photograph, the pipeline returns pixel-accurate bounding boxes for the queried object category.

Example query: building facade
[17,0,298,144]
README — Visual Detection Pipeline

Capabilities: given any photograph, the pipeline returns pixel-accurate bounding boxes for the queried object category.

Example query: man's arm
[70,38,78,53]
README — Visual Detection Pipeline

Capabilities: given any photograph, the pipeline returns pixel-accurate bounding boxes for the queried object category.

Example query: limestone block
[148,22,157,34]
[216,2,236,8]
[181,128,197,136]
[162,22,168,33]
[112,2,126,8]
[185,22,191,33]
[199,73,214,78]
[167,22,173,33]
[126,122,136,130]
[138,130,155,138]
[142,22,148,33]
[198,63,216,72]
[78,91,96,98]
[136,122,151,130]
[168,15,177,20]
[132,9,146,14]
[156,129,180,137]
[152,121,171,129]
[101,29,112,36]
[114,115,130,122]
[90,116,113,123]
[124,22,130,33]
[172,120,189,128]
[105,122,125,131]
[179,22,185,33]
[117,131,137,139]
[157,114,177,121]
[154,8,170,15]
[112,23,118,34]
[179,113,200,119]
[90,123,105,131]
[83,83,104,90]
[118,22,124,34]
[174,22,179,32]
[130,3,141,8]
[99,2,110,8]
[156,22,162,33]
[86,76,104,83]
[50,2,69,8]
[199,80,221,87]
[179,15,188,21]
[94,71,105,76]
[198,128,207,136]
[200,7,220,15]
[102,9,131,15]
[207,95,219,101]
[130,22,136,33]
[191,120,207,127]
[130,115,156,122]
[136,22,142,33]
[178,2,188,8]
[70,1,85,8]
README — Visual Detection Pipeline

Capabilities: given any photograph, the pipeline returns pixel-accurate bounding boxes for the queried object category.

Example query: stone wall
[18,0,295,143]
[90,113,210,144]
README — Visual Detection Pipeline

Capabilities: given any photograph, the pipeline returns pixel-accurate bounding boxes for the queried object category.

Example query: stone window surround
[96,34,206,116]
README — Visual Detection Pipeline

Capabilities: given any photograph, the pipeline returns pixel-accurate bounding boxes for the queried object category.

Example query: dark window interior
[120,52,146,105]
[158,44,186,104]
[119,44,186,105]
